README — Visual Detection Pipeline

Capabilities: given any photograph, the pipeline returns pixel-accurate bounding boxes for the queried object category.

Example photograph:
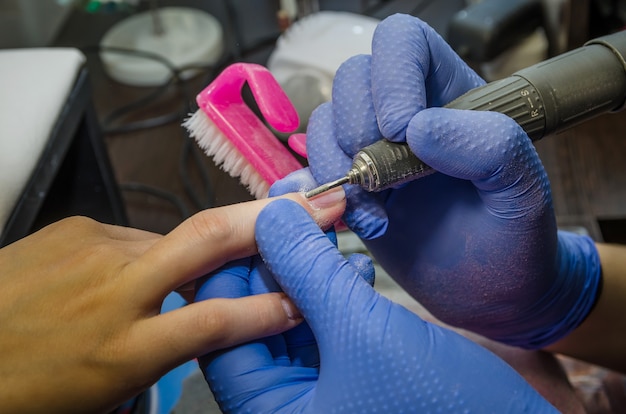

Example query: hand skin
[545,242,626,374]
[0,189,345,413]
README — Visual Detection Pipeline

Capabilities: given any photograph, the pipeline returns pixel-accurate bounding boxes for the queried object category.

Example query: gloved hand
[305,13,602,348]
[195,199,557,413]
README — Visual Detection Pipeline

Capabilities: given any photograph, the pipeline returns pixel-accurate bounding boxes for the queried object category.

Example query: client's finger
[126,190,346,297]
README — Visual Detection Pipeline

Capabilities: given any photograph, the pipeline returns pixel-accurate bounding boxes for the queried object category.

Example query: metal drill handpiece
[308,31,626,196]
[305,140,433,197]
[354,140,433,191]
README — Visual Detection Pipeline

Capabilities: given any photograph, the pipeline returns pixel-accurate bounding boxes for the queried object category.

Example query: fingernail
[305,186,346,209]
[281,295,302,320]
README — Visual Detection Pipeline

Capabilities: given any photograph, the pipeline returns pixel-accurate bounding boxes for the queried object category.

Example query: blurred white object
[0,48,85,234]
[100,7,223,86]
[268,11,379,132]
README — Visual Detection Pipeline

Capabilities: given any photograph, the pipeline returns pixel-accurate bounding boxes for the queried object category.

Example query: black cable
[179,134,215,210]
[104,111,183,134]
[101,78,177,131]
[82,45,220,135]
[81,44,221,220]
[175,59,222,211]
[81,45,183,135]
[80,0,277,221]
[83,44,179,73]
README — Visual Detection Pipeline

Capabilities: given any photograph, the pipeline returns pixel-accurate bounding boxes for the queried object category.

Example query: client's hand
[0,192,344,413]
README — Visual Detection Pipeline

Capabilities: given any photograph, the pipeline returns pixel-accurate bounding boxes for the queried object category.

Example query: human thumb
[256,199,378,342]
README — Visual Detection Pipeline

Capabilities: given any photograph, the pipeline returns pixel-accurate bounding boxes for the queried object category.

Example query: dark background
[43,0,626,242]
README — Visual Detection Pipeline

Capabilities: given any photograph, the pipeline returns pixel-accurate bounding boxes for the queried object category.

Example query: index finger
[126,190,346,298]
[371,14,484,141]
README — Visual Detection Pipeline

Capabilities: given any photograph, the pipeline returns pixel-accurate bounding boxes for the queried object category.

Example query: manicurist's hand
[305,13,601,350]
[197,199,558,413]
[0,191,345,414]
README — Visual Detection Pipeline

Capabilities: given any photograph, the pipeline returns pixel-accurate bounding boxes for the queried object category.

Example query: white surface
[269,11,379,99]
[100,7,223,87]
[268,11,379,132]
[0,48,85,234]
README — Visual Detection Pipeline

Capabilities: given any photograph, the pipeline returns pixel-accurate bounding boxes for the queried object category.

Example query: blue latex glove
[305,13,602,348]
[195,199,557,413]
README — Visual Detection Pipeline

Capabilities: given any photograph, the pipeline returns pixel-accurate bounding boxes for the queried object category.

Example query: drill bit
[305,140,433,199]
[305,176,350,199]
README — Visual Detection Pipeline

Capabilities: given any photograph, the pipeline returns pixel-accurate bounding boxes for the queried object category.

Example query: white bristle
[183,111,270,199]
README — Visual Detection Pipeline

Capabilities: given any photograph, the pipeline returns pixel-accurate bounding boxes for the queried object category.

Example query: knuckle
[42,216,100,237]
[60,215,100,231]
[186,210,235,244]
[93,331,156,393]
[199,302,231,331]
[195,297,283,345]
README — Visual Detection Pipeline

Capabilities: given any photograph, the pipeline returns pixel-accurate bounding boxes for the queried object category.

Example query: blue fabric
[305,13,601,348]
[194,200,557,413]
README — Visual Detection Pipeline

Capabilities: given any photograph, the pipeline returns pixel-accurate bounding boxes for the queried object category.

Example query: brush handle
[192,63,303,198]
